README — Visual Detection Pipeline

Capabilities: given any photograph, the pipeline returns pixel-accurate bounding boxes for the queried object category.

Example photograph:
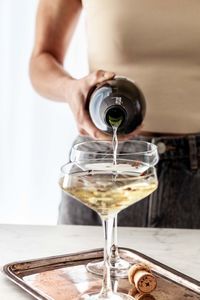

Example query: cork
[128,263,157,294]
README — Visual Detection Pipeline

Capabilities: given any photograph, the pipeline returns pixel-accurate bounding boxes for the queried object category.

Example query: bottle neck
[105,105,126,128]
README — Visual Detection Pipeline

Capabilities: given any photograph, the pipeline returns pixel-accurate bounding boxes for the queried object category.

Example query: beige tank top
[82,0,200,134]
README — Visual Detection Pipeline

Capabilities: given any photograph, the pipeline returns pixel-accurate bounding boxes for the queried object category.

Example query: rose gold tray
[3,247,200,300]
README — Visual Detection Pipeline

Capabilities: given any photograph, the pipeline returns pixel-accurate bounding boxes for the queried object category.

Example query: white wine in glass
[59,159,158,300]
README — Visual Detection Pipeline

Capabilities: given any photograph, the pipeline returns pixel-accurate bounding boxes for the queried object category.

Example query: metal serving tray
[3,247,200,300]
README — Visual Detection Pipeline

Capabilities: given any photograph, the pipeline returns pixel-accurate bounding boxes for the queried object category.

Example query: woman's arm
[29,0,115,139]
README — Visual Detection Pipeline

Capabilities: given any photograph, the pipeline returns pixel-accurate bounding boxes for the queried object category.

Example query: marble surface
[0,224,200,299]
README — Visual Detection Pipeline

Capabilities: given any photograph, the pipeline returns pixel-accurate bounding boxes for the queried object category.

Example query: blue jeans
[58,134,200,228]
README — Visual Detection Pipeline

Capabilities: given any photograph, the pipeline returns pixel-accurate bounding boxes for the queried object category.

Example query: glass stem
[99,215,115,297]
[111,215,120,266]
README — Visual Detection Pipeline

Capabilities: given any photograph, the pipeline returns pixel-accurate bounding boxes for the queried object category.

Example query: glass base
[86,259,131,278]
[79,292,134,300]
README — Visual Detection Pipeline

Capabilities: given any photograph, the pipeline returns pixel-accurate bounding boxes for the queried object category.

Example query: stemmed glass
[70,140,158,277]
[60,158,158,300]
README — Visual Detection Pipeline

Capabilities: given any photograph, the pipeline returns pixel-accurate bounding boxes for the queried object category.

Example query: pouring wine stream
[110,124,131,275]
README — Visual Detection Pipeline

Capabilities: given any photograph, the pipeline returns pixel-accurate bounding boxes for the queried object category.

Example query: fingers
[79,113,111,141]
[85,69,115,88]
[78,128,88,136]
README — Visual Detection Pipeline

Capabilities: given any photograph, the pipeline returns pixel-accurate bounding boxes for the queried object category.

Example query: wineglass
[59,158,158,300]
[70,140,158,277]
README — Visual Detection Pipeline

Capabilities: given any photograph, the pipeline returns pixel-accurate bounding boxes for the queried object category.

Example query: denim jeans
[58,134,200,228]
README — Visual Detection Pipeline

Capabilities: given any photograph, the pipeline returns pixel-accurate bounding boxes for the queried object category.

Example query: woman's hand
[65,70,115,140]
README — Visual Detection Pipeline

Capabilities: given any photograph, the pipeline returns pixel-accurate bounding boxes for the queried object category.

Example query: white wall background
[0,0,88,224]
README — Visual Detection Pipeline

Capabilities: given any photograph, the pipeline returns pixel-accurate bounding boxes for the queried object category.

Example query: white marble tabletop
[0,224,200,299]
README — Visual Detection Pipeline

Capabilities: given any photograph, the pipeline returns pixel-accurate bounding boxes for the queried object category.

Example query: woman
[30,0,200,228]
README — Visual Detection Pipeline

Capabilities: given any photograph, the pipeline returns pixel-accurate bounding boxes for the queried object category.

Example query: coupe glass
[70,140,158,277]
[59,158,158,300]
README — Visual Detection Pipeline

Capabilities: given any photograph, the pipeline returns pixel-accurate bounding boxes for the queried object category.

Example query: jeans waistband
[139,133,200,170]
